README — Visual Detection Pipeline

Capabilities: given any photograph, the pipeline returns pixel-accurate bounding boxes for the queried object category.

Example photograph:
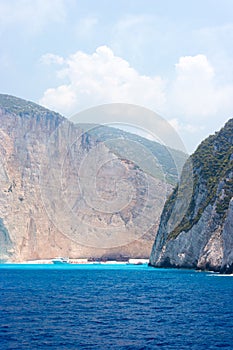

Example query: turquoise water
[0,264,233,349]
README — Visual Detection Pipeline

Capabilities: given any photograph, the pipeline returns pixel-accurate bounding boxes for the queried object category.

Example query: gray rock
[150,118,233,273]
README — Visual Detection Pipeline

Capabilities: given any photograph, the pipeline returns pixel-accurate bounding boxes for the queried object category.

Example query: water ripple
[0,265,233,349]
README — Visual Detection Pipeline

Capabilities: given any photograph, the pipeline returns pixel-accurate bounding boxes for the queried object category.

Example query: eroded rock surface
[150,118,233,273]
[0,94,178,261]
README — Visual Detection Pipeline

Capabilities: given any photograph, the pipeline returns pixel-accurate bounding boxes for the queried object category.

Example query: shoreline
[3,258,149,265]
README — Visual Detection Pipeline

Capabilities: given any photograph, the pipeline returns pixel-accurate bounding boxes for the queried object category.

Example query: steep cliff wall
[0,94,178,262]
[150,118,233,273]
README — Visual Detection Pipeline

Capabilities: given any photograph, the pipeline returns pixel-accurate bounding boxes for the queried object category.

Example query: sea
[0,264,233,350]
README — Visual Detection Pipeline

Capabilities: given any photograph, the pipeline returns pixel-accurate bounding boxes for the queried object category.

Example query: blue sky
[0,0,233,152]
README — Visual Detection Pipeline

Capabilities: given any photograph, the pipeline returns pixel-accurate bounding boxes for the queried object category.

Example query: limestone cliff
[0,94,182,262]
[150,118,233,273]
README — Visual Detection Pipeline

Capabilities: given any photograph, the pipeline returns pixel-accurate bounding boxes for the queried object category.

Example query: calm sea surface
[0,264,233,350]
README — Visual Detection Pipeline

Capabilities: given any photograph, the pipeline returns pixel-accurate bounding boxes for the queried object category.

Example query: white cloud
[42,85,77,111]
[194,24,233,83]
[39,47,233,149]
[0,0,66,35]
[170,54,233,121]
[171,54,216,117]
[176,54,214,78]
[39,45,166,115]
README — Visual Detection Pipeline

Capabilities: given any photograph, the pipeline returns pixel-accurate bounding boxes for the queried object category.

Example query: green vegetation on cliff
[0,94,46,114]
[0,94,63,122]
[168,118,233,240]
[79,124,187,186]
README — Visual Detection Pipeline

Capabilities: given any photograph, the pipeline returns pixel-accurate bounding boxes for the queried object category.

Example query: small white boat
[52,257,70,264]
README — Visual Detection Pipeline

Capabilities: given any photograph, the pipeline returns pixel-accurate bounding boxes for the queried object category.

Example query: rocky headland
[150,118,233,273]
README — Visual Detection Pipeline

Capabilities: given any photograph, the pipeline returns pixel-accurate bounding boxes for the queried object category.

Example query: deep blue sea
[0,264,233,350]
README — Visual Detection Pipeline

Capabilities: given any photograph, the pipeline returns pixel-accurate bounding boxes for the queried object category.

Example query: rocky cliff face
[150,118,233,273]
[0,94,181,262]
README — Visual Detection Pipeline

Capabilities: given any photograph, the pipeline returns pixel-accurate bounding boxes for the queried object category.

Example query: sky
[0,0,233,152]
